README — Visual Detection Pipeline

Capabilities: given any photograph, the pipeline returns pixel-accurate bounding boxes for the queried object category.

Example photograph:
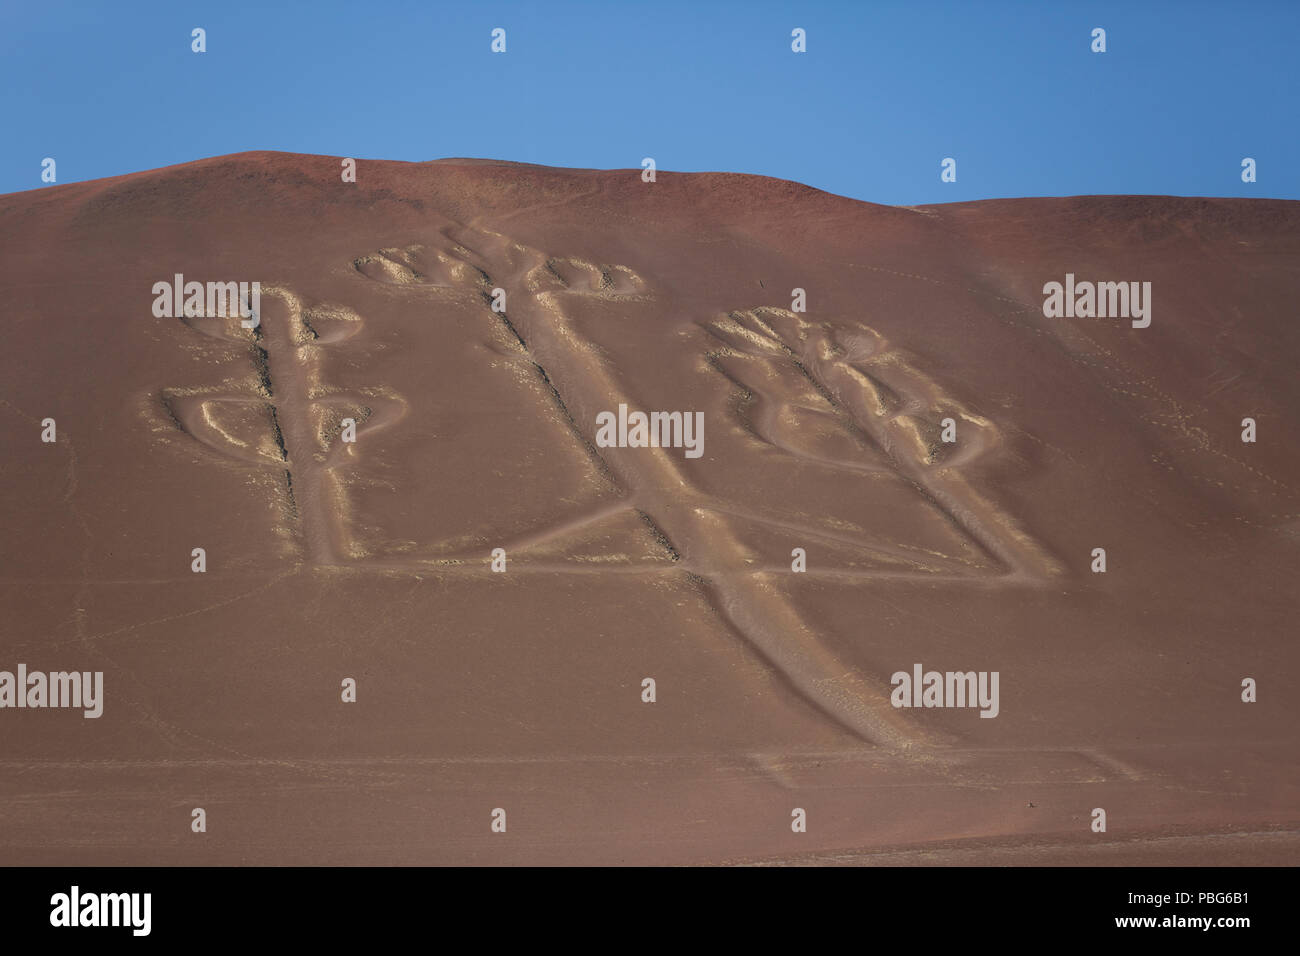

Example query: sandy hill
[0,152,1296,864]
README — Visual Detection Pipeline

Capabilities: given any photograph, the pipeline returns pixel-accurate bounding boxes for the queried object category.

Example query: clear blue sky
[2,0,1295,202]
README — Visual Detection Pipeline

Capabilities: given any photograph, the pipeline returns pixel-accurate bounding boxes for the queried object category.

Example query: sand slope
[0,153,1296,864]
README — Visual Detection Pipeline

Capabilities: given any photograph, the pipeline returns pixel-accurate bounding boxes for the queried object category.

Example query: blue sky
[1,0,1295,202]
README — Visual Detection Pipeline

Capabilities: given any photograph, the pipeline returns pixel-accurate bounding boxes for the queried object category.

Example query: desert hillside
[0,152,1296,864]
